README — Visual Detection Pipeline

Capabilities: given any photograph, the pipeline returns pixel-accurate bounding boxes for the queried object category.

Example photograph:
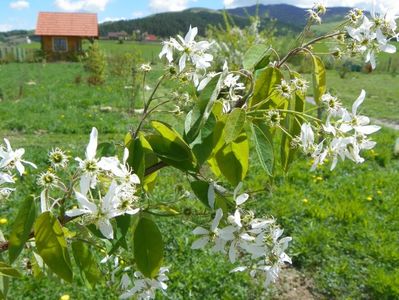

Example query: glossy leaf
[137,134,159,192]
[250,67,283,108]
[192,113,217,166]
[0,262,21,278]
[34,212,73,282]
[72,241,102,287]
[134,216,163,278]
[149,121,197,172]
[311,55,327,105]
[8,196,36,263]
[243,44,271,70]
[251,123,274,176]
[126,135,146,182]
[215,132,249,186]
[224,108,246,144]
[185,74,223,143]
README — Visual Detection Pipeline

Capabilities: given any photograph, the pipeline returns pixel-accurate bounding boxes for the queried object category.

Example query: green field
[1,41,399,299]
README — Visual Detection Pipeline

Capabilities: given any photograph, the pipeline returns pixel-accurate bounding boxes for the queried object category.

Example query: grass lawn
[0,48,398,299]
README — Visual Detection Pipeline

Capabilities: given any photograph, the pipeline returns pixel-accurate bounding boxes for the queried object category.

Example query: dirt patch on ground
[371,118,399,131]
[272,267,318,300]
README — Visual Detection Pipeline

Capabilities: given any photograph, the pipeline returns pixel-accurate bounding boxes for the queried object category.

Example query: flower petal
[86,127,98,160]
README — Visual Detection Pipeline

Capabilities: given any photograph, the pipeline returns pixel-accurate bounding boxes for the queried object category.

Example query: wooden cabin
[35,12,98,61]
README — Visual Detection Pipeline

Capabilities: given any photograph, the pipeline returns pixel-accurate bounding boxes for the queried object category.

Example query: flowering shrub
[0,3,398,299]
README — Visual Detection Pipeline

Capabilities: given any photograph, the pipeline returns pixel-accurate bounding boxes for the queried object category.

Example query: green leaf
[34,212,73,282]
[8,196,36,263]
[139,135,160,192]
[149,121,197,172]
[184,74,223,143]
[215,132,249,186]
[281,92,305,172]
[192,113,217,166]
[190,180,211,208]
[311,55,327,105]
[134,216,163,278]
[190,181,232,212]
[243,44,271,71]
[97,142,117,157]
[72,241,102,287]
[126,135,146,182]
[0,262,21,278]
[224,108,246,144]
[250,67,283,108]
[251,123,274,176]
[0,276,9,300]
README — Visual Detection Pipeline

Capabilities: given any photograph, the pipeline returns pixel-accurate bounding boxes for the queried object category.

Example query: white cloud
[9,1,30,10]
[149,0,188,13]
[100,17,126,23]
[0,24,13,32]
[132,11,146,19]
[223,0,399,11]
[54,0,110,12]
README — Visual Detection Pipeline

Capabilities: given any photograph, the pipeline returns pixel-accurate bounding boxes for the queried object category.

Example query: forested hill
[226,4,352,27]
[99,4,353,38]
[99,8,297,38]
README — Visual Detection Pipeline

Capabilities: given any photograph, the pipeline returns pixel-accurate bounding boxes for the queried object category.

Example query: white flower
[191,208,223,250]
[347,8,363,24]
[291,77,308,94]
[321,93,344,117]
[75,127,120,194]
[0,187,14,200]
[339,90,381,135]
[347,15,397,69]
[307,9,322,24]
[275,80,292,99]
[265,110,282,127]
[0,138,37,176]
[109,148,141,186]
[159,40,175,63]
[36,171,59,189]
[233,182,249,206]
[0,172,14,184]
[313,1,327,15]
[197,72,217,91]
[300,123,315,154]
[140,63,152,72]
[48,148,69,169]
[120,267,169,300]
[159,26,213,72]
[65,181,122,239]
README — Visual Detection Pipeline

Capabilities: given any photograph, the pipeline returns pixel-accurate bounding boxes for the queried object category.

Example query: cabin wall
[41,36,83,61]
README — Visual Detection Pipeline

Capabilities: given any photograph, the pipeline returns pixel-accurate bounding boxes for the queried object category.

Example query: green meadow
[0,41,398,299]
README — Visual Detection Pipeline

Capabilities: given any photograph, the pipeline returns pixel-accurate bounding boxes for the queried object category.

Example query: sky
[0,0,398,32]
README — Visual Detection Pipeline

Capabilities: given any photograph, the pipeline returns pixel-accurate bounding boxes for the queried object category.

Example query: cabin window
[53,37,68,52]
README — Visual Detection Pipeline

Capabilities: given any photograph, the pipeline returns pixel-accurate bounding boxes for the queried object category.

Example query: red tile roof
[36,12,98,37]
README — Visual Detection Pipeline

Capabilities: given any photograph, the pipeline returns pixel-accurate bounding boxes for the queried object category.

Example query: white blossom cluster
[297,90,380,171]
[346,5,398,69]
[59,127,142,239]
[191,183,292,288]
[159,26,213,87]
[120,267,169,300]
[0,138,36,200]
[306,1,327,24]
[275,77,309,100]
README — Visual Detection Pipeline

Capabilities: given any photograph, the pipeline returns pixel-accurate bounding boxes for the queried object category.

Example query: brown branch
[277,31,342,68]
[144,161,168,176]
